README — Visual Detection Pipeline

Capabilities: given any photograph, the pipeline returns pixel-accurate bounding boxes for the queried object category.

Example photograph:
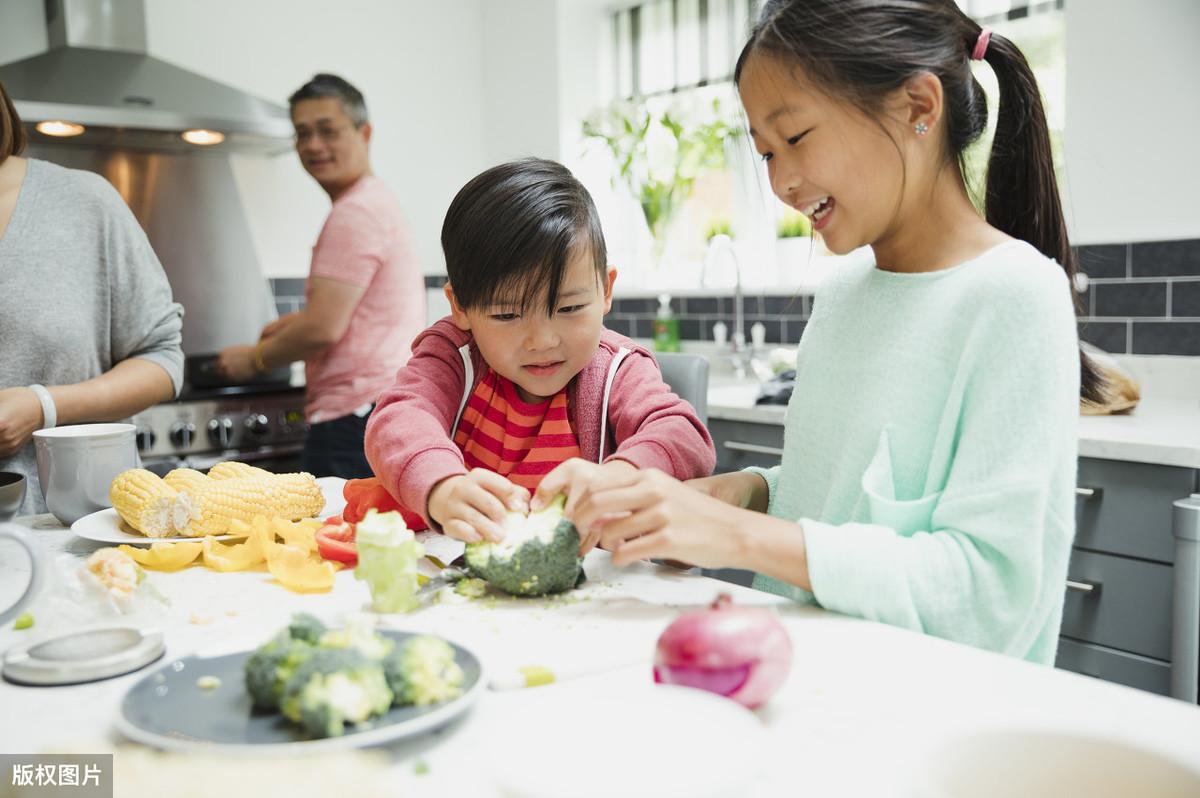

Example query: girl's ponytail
[979,32,1103,402]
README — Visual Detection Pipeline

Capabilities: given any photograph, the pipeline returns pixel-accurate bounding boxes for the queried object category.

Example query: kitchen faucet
[702,234,756,380]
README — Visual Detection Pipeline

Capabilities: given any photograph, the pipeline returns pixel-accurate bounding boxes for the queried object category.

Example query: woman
[0,79,184,516]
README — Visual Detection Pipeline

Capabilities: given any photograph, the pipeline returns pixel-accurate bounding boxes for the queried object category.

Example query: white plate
[483,683,767,798]
[115,630,484,754]
[70,476,348,546]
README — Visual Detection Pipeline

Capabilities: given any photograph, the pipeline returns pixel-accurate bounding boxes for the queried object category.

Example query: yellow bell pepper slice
[272,517,321,554]
[118,540,203,571]
[265,542,338,593]
[202,529,266,572]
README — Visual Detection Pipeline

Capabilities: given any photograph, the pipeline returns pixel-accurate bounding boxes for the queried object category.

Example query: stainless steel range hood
[0,0,292,153]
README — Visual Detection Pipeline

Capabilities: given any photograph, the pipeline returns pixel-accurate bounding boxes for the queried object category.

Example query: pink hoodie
[364,317,716,525]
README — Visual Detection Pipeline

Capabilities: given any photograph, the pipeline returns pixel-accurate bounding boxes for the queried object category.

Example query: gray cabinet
[709,418,785,473]
[1057,458,1199,700]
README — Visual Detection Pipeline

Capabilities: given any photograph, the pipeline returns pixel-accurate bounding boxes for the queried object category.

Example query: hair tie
[971,27,993,61]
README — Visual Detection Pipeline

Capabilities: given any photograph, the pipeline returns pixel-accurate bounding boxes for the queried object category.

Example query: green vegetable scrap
[453,577,488,599]
[13,612,33,630]
[464,495,584,597]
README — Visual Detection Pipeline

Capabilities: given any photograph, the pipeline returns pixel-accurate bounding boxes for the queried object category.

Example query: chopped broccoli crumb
[13,612,33,630]
[413,760,430,776]
[454,577,488,599]
[196,675,222,690]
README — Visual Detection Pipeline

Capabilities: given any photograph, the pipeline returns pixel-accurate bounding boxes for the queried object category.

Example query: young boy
[363,158,715,544]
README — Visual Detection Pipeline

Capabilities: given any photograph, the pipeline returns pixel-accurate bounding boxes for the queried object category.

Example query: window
[584,0,1067,292]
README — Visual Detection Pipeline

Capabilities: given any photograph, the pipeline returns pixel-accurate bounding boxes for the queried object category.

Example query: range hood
[0,0,293,153]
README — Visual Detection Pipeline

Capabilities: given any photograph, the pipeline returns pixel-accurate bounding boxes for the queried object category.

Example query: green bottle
[653,293,681,352]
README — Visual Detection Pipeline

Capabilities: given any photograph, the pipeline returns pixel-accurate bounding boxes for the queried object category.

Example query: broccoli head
[384,635,465,707]
[317,614,394,661]
[280,648,393,738]
[243,631,315,711]
[287,613,327,644]
[464,495,583,596]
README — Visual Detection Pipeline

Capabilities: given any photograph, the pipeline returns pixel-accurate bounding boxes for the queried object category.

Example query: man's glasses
[292,124,354,145]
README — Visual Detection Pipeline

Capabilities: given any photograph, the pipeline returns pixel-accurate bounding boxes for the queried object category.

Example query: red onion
[653,593,792,709]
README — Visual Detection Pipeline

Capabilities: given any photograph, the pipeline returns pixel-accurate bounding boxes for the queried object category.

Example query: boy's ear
[601,267,617,314]
[901,70,943,136]
[444,283,472,331]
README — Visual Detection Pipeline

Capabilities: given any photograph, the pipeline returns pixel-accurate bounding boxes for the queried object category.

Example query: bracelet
[27,384,57,430]
[253,343,268,373]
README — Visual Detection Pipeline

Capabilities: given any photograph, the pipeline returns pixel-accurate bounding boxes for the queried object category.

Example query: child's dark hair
[441,158,607,316]
[735,0,1101,402]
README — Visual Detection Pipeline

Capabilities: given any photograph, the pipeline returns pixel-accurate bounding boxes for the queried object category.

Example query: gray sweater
[0,158,184,515]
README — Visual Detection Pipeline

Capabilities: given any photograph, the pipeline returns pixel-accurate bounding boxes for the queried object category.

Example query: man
[218,74,424,478]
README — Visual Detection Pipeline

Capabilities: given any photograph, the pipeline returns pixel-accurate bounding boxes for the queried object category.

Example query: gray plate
[115,630,485,754]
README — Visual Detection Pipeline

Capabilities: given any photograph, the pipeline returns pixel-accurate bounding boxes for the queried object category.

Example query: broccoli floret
[287,613,327,644]
[454,577,488,599]
[318,615,394,661]
[384,635,465,707]
[243,632,315,710]
[280,648,393,738]
[464,495,583,596]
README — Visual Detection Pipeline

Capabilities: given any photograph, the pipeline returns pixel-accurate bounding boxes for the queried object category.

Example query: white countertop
[706,380,1200,469]
[3,510,1200,795]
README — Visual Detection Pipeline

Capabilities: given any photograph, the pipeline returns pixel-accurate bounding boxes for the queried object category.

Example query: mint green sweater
[751,240,1079,664]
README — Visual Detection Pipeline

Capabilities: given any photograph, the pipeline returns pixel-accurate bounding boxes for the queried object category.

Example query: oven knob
[244,413,270,439]
[169,422,196,449]
[135,427,157,453]
[207,416,235,449]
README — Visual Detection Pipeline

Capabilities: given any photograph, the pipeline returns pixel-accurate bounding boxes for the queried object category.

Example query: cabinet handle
[1075,486,1102,499]
[1066,579,1100,594]
[723,441,785,457]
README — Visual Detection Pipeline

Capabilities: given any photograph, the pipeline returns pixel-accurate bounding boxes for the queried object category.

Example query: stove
[132,383,308,474]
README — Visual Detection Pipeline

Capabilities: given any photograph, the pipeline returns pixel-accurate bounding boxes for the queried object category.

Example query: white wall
[142,0,488,278]
[1064,0,1200,245]
[480,0,560,164]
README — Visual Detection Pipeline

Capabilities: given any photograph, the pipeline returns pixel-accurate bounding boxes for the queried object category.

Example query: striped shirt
[453,368,583,491]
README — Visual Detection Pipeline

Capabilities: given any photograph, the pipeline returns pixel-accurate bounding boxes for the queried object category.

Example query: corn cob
[207,461,272,481]
[163,468,212,493]
[173,473,325,537]
[109,469,179,538]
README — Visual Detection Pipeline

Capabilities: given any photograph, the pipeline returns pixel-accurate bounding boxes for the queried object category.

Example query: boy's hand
[427,469,529,544]
[533,458,638,555]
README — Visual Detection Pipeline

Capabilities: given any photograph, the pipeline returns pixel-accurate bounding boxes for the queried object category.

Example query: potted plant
[775,207,812,274]
[582,98,741,263]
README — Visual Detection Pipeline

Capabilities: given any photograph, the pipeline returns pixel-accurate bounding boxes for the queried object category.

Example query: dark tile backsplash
[269,239,1200,357]
[1078,238,1200,356]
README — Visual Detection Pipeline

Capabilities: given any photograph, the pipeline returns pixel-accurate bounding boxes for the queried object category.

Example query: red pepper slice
[314,520,357,566]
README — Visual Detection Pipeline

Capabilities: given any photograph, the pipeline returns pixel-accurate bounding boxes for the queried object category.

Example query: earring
[914,122,929,136]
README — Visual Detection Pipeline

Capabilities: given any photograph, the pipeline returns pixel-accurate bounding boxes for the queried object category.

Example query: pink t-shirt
[304,175,425,423]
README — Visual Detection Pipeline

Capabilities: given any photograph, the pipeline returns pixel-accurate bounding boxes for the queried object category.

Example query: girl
[537,0,1100,664]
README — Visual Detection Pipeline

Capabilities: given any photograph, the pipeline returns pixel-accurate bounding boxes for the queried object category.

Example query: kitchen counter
[707,380,1200,469]
[3,508,1200,795]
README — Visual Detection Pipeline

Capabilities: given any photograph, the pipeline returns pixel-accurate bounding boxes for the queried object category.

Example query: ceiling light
[181,129,225,146]
[35,120,85,137]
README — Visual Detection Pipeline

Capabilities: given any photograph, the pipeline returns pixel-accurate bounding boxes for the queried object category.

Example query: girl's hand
[684,471,770,512]
[569,467,749,568]
[0,387,43,458]
[427,469,530,543]
[533,458,638,554]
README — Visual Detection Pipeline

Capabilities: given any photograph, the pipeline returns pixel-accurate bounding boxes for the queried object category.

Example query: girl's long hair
[736,0,1101,402]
